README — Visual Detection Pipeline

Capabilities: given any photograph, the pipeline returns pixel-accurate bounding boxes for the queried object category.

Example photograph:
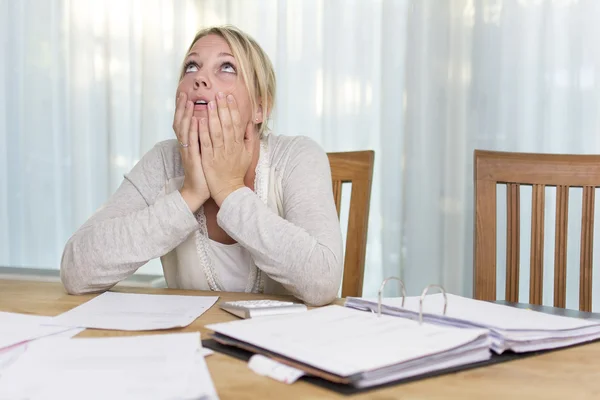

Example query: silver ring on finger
[179,141,189,148]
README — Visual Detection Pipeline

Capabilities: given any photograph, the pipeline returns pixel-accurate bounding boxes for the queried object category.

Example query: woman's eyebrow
[186,51,233,58]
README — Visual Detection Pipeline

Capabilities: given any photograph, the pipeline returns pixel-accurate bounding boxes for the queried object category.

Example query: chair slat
[332,180,342,217]
[327,151,374,298]
[529,184,545,305]
[474,180,497,300]
[579,186,595,312]
[506,183,520,302]
[553,185,569,308]
[341,180,371,298]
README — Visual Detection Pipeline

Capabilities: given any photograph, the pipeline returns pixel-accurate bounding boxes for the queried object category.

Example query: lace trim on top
[251,138,270,293]
[194,207,223,291]
[194,136,270,293]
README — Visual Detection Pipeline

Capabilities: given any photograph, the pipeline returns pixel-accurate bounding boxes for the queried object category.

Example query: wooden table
[2,279,600,399]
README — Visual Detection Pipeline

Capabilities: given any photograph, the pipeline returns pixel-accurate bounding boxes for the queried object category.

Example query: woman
[60,25,343,306]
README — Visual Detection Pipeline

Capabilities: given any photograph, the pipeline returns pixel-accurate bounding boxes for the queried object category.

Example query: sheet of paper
[0,312,76,351]
[0,332,218,400]
[207,305,489,377]
[186,349,219,400]
[50,292,219,331]
[248,354,304,384]
[201,347,214,357]
[379,294,600,331]
[0,326,84,374]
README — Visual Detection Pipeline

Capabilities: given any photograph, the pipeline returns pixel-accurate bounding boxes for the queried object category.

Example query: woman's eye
[185,63,198,73]
[221,63,236,74]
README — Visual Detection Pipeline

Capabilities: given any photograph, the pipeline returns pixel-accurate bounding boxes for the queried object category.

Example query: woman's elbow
[301,284,338,306]
[60,266,111,295]
[60,244,105,295]
[60,250,89,295]
[298,253,343,306]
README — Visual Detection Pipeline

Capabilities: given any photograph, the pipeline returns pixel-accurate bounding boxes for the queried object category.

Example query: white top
[207,240,253,293]
[60,134,344,306]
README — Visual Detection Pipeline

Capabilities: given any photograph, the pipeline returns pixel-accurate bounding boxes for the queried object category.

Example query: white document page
[0,332,218,400]
[248,354,305,384]
[50,292,219,331]
[207,305,489,377]
[0,326,84,374]
[380,294,600,331]
[185,349,219,400]
[0,312,75,350]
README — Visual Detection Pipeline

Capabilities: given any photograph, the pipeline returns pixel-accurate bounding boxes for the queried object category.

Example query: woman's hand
[200,92,255,206]
[173,92,210,213]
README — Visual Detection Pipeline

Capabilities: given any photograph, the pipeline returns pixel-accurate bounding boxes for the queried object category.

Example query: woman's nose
[194,74,210,89]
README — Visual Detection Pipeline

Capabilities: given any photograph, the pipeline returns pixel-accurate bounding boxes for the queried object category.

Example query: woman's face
[176,34,256,127]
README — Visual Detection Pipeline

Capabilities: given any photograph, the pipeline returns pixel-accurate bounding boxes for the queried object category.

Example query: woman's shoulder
[267,134,328,172]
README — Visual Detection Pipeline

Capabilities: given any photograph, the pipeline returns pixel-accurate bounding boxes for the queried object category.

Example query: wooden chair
[474,150,600,311]
[327,151,375,298]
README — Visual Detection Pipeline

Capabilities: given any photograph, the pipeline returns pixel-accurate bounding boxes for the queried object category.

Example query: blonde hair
[180,25,276,138]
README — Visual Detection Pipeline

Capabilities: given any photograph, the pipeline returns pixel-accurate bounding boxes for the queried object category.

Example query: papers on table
[0,332,219,400]
[0,325,84,375]
[0,312,78,351]
[0,312,83,377]
[0,292,220,399]
[51,292,219,331]
[207,305,491,388]
[345,294,600,353]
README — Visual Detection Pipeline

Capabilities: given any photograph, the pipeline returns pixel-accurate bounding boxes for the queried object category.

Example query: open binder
[346,277,600,354]
[204,277,600,394]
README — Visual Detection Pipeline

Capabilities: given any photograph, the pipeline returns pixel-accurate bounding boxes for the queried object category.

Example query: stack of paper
[0,332,218,400]
[207,305,491,389]
[50,292,219,331]
[345,294,600,353]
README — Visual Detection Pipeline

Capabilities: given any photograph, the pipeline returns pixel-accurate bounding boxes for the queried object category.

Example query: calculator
[219,300,308,319]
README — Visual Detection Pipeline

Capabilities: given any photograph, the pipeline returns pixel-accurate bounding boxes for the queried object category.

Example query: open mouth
[193,99,208,111]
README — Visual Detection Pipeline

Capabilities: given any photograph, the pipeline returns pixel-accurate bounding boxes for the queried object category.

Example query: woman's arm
[216,137,344,306]
[60,141,199,294]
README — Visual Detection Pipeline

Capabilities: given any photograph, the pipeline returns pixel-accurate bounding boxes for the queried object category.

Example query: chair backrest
[474,149,600,311]
[327,150,375,298]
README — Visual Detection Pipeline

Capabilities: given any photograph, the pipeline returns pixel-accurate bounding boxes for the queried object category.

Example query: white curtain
[403,0,600,310]
[2,0,600,309]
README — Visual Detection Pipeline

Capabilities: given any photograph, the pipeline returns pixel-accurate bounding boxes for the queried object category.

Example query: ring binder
[419,284,448,324]
[206,301,492,392]
[348,278,600,354]
[377,277,406,317]
[377,277,448,324]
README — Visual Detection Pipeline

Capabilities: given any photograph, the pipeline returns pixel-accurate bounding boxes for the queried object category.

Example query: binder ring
[377,276,407,317]
[419,284,448,324]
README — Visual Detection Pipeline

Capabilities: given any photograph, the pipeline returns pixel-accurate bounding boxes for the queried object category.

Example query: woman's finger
[179,100,194,146]
[207,101,224,148]
[173,92,187,138]
[216,92,234,149]
[188,116,199,157]
[199,117,213,158]
[226,94,243,144]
